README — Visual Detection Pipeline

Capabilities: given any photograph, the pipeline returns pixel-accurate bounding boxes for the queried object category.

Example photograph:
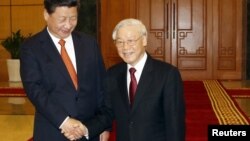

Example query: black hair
[44,0,80,14]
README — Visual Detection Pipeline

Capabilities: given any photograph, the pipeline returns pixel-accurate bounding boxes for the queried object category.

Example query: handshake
[60,117,88,141]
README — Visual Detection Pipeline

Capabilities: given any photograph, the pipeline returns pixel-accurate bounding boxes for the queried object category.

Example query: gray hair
[112,18,147,40]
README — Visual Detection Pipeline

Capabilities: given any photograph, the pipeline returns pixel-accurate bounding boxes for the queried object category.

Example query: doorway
[247,0,250,79]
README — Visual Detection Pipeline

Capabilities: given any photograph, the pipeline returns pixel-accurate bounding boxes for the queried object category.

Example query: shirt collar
[127,52,147,72]
[47,27,72,44]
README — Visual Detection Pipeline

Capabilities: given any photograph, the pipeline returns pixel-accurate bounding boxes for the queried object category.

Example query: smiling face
[44,6,78,39]
[115,25,147,66]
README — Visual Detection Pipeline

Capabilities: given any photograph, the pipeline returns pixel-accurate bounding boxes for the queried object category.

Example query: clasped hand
[60,118,87,141]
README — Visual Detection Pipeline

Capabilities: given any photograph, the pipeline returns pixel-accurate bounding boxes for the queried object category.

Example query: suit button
[129,122,134,128]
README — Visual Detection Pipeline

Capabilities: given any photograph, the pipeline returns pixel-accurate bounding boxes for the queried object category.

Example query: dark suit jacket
[87,54,185,141]
[20,28,106,141]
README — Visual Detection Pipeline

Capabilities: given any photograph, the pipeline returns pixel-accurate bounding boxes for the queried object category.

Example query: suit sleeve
[163,67,186,141]
[20,42,68,128]
[84,74,114,139]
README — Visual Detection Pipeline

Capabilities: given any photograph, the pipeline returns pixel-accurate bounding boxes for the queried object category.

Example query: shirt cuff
[59,116,69,129]
[84,126,89,139]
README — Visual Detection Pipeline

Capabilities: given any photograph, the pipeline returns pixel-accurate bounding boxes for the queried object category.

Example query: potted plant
[1,30,30,82]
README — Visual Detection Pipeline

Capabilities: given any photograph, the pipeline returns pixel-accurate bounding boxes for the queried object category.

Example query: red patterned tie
[58,39,78,90]
[129,68,137,107]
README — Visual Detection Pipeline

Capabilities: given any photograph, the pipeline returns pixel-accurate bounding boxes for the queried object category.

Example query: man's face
[44,6,78,39]
[115,25,147,66]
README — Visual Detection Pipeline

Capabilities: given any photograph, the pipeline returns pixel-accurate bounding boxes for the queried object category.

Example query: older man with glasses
[84,18,186,141]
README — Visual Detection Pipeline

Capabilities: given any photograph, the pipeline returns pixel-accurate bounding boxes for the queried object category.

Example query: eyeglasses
[114,36,143,48]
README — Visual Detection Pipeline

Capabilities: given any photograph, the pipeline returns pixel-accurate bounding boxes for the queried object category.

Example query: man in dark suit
[85,18,185,141]
[107,19,185,141]
[20,0,109,140]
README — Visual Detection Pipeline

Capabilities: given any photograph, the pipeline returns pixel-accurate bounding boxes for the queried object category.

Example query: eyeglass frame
[114,35,144,48]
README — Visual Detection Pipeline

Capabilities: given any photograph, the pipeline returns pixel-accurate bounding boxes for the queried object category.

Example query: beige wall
[0,0,46,81]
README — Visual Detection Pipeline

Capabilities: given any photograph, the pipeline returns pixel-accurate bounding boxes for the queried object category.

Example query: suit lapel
[117,65,131,113]
[72,32,81,73]
[40,29,76,90]
[130,56,154,114]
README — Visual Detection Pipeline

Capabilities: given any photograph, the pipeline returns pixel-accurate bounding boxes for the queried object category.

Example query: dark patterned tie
[58,39,78,90]
[129,67,137,107]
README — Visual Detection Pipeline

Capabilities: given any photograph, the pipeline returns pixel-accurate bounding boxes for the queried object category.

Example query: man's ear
[44,9,49,21]
[142,36,147,46]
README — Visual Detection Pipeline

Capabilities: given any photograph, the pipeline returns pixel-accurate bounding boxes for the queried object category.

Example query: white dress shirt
[47,28,77,72]
[127,53,147,96]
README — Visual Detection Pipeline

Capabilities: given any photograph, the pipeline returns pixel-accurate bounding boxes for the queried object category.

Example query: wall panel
[11,0,43,5]
[0,7,11,39]
[0,0,45,81]
[11,6,45,35]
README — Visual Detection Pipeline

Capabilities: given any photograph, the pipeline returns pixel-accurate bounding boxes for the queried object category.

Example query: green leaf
[1,30,31,59]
